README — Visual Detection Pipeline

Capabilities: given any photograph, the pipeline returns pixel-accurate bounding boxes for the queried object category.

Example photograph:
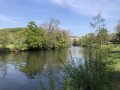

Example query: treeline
[73,13,120,47]
[0,18,71,52]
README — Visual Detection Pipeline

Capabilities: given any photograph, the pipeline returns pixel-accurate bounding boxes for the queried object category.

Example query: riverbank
[106,45,120,89]
[95,44,120,89]
[110,51,120,89]
[0,44,22,53]
[0,44,71,53]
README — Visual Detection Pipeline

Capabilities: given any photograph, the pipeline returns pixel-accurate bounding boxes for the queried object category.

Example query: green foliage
[115,19,120,33]
[61,47,112,90]
[80,33,96,47]
[77,12,109,47]
[0,19,71,52]
[114,20,120,44]
[90,12,105,32]
[0,27,25,33]
[22,21,47,49]
[41,19,71,49]
[96,28,109,45]
[0,30,8,48]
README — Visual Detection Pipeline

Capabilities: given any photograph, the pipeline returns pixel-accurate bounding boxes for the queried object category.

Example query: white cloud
[33,0,120,18]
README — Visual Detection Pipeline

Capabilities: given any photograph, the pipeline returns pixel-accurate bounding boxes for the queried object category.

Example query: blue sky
[0,0,120,36]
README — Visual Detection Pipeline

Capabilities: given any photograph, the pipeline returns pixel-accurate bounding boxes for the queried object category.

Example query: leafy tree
[0,30,8,48]
[80,35,89,47]
[80,33,96,47]
[61,30,71,47]
[41,18,60,48]
[87,33,96,47]
[41,18,60,33]
[115,19,120,43]
[19,21,48,50]
[90,12,105,33]
[40,18,70,49]
[90,12,108,45]
[96,28,108,45]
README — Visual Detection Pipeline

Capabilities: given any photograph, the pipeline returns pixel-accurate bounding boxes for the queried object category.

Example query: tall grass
[61,47,112,90]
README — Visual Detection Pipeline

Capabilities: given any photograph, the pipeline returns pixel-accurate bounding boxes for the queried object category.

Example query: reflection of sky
[0,63,40,90]
[70,46,84,58]
[0,61,6,78]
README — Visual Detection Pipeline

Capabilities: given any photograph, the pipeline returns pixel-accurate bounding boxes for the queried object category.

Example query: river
[0,46,87,90]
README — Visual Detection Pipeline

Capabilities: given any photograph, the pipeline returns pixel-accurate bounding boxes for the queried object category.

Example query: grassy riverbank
[0,44,14,52]
[101,44,120,89]
[109,46,120,89]
[111,59,120,89]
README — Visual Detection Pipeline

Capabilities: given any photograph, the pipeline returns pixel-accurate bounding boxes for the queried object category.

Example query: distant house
[70,36,82,41]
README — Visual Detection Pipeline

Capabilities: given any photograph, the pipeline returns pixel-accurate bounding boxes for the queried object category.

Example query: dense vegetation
[0,18,71,52]
[61,47,112,90]
[73,13,120,47]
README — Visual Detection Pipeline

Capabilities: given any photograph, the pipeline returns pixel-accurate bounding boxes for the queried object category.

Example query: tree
[40,18,71,49]
[115,19,120,43]
[0,30,8,48]
[115,19,120,33]
[19,21,47,50]
[96,28,108,45]
[87,33,96,47]
[41,18,60,33]
[90,12,108,45]
[90,12,106,33]
[80,33,96,47]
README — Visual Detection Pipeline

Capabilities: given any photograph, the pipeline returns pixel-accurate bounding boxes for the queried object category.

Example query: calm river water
[0,46,88,90]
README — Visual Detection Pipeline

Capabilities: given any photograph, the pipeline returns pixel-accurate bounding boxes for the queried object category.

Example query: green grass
[110,60,120,89]
[109,46,120,89]
[0,44,14,51]
[101,44,120,89]
[6,44,14,50]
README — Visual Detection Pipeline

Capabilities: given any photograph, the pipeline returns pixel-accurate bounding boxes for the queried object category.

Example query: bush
[61,48,112,90]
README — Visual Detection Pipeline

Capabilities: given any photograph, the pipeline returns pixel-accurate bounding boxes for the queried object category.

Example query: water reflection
[0,46,85,90]
[0,61,6,78]
[0,54,7,78]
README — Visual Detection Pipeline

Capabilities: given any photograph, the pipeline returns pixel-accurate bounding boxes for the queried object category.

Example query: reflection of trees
[20,51,47,79]
[81,47,96,59]
[20,48,69,80]
[0,54,7,78]
[37,48,70,89]
[41,48,69,76]
[0,47,69,80]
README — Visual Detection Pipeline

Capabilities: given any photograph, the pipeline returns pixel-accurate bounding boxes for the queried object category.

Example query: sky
[0,0,120,36]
